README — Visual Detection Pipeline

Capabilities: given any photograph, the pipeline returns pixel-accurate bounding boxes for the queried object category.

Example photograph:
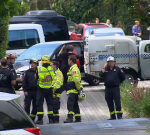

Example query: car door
[139,40,150,79]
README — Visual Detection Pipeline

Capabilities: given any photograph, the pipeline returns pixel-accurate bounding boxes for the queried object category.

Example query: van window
[0,101,34,130]
[8,29,40,50]
[144,44,150,53]
[37,18,69,41]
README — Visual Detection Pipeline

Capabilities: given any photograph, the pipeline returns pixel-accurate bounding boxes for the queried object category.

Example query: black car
[10,10,70,42]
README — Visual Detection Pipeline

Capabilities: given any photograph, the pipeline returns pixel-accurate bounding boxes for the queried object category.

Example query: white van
[7,24,45,56]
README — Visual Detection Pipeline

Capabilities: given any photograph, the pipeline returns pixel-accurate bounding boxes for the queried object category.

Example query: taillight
[25,128,41,135]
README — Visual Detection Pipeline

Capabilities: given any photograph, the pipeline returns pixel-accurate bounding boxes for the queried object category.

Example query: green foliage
[121,83,150,117]
[52,0,150,39]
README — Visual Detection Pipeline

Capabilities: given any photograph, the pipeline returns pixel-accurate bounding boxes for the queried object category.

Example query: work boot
[107,114,116,120]
[64,114,73,123]
[48,114,54,124]
[30,116,35,122]
[117,113,123,119]
[53,116,59,123]
[75,115,81,122]
[35,119,43,125]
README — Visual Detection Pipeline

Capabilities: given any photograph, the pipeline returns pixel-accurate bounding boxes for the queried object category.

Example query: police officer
[6,53,22,89]
[51,61,64,123]
[64,55,83,123]
[36,55,55,124]
[0,58,16,93]
[23,59,38,121]
[100,56,125,120]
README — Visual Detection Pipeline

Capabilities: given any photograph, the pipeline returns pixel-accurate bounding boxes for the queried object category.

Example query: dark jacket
[0,68,16,93]
[23,68,38,92]
[100,66,125,88]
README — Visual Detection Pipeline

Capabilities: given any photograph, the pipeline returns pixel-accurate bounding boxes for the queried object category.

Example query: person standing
[57,45,75,85]
[69,45,80,68]
[6,53,23,89]
[106,19,113,27]
[100,56,125,120]
[0,58,16,93]
[23,59,38,121]
[132,20,142,37]
[51,61,64,123]
[64,55,83,123]
[36,55,55,124]
[95,18,100,24]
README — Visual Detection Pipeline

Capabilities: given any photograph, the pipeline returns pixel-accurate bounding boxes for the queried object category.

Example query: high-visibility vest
[52,68,64,98]
[67,64,83,94]
[38,66,55,88]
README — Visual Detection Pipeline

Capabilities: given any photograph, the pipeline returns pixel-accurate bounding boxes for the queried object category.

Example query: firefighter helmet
[41,55,51,64]
[6,53,16,59]
[30,59,38,65]
[107,56,115,62]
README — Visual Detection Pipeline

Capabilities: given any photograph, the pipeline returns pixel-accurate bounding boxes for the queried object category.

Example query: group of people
[23,45,83,124]
[95,18,144,38]
[0,43,126,124]
[0,44,83,125]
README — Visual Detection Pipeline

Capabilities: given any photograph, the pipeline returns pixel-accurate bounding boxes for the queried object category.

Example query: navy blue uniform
[0,68,16,93]
[23,68,38,121]
[100,66,125,119]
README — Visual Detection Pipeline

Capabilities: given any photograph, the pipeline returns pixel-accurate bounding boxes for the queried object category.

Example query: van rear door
[139,40,150,79]
[88,37,115,73]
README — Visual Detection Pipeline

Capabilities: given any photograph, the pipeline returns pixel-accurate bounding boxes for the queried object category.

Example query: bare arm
[11,80,16,87]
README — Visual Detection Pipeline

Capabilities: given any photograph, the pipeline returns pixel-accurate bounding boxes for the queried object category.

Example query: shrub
[120,83,150,117]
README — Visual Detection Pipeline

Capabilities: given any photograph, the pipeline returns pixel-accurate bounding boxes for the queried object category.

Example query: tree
[0,0,20,59]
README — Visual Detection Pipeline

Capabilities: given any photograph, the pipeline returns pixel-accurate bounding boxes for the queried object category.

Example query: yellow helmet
[41,55,51,64]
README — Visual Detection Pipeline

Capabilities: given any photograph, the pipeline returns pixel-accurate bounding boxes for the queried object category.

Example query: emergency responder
[36,55,55,124]
[100,56,125,120]
[6,53,22,89]
[23,59,38,121]
[57,45,76,85]
[51,61,64,123]
[64,55,83,123]
[0,58,16,93]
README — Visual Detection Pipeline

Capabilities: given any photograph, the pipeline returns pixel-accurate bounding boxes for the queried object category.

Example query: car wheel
[124,70,137,84]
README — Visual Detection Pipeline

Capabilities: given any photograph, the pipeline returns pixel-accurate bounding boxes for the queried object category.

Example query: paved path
[17,84,109,124]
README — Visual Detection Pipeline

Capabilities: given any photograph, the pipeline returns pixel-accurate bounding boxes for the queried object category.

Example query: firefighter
[0,58,16,93]
[51,61,64,123]
[36,55,55,124]
[23,59,38,121]
[6,53,23,89]
[64,55,83,123]
[100,56,125,120]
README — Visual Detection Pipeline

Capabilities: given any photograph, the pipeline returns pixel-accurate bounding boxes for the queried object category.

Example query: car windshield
[85,27,106,36]
[17,43,60,61]
[85,27,125,37]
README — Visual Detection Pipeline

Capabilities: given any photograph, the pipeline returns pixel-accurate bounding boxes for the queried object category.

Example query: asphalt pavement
[39,118,150,135]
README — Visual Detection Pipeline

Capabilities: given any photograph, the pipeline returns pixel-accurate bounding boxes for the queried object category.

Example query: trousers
[105,87,122,119]
[24,91,37,119]
[36,87,53,119]
[67,93,80,116]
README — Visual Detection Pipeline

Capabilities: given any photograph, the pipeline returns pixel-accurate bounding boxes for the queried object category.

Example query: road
[16,82,150,135]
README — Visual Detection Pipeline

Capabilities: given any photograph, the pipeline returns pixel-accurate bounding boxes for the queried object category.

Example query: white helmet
[107,56,115,62]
